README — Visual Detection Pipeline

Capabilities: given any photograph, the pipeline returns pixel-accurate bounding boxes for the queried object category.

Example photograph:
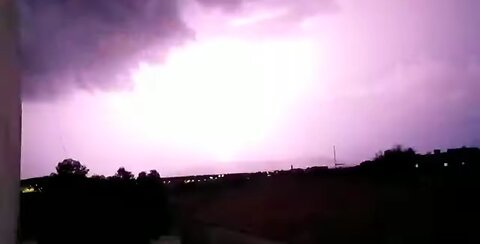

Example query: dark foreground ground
[174,166,480,244]
[20,147,480,243]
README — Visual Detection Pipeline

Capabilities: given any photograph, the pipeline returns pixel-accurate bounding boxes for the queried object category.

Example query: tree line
[51,158,161,182]
[20,159,171,244]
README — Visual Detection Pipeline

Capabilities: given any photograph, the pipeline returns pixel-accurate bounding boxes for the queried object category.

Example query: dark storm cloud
[18,0,193,100]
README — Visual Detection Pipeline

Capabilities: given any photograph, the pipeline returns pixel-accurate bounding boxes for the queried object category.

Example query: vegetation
[53,158,89,177]
[20,160,170,244]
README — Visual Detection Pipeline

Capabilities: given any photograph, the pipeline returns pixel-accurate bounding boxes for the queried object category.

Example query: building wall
[0,0,22,243]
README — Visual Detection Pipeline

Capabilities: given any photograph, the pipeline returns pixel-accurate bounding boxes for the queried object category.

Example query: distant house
[419,147,480,169]
[361,146,480,171]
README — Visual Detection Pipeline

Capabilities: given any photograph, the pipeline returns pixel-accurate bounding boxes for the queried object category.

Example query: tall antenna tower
[334,145,344,168]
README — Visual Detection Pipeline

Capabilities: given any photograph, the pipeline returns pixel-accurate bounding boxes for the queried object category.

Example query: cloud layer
[18,0,336,100]
[18,0,192,99]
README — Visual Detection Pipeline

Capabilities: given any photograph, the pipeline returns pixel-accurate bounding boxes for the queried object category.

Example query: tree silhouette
[54,158,89,177]
[114,167,134,180]
[375,145,416,161]
[91,174,106,180]
[138,170,162,185]
[148,170,161,181]
[137,171,148,180]
[365,145,418,171]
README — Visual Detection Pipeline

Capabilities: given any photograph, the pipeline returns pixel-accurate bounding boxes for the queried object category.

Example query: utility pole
[333,145,337,166]
[334,145,344,168]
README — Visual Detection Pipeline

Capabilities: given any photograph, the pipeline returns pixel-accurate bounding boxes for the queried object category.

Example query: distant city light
[21,186,35,193]
[444,163,448,167]
[415,164,419,168]
[462,162,465,166]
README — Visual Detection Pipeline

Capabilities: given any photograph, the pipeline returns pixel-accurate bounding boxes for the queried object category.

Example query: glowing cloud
[108,37,317,162]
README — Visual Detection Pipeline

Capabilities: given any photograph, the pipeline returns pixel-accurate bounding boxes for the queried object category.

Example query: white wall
[0,0,22,243]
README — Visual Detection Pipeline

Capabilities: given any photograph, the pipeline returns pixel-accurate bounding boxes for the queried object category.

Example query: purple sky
[19,0,480,178]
